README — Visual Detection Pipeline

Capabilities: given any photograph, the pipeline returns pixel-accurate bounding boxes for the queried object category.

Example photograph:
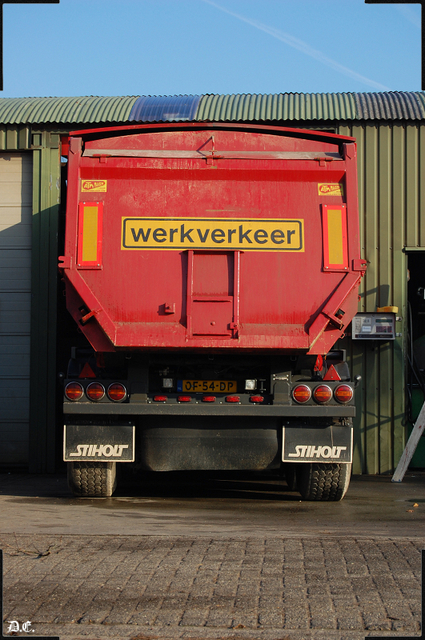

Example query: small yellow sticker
[81,180,107,193]
[318,183,344,197]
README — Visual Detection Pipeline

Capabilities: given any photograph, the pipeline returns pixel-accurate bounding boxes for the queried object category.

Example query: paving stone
[0,533,423,640]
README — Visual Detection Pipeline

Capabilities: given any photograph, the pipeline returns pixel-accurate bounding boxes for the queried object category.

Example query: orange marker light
[292,385,311,404]
[65,381,84,401]
[86,382,105,401]
[313,385,332,404]
[107,383,127,402]
[334,384,353,404]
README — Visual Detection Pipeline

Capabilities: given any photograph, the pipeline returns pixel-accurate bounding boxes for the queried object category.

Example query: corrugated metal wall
[1,106,423,474]
[337,122,425,474]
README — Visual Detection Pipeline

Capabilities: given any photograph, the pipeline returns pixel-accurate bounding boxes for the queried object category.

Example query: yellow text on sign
[318,183,344,196]
[122,218,304,251]
[81,180,107,192]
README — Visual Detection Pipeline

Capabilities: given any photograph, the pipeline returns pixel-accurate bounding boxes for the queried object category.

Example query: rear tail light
[65,381,84,401]
[313,384,332,404]
[154,395,167,402]
[107,383,127,402]
[334,384,353,404]
[292,384,311,404]
[250,396,264,403]
[226,396,240,403]
[178,396,191,402]
[202,396,216,402]
[86,382,105,401]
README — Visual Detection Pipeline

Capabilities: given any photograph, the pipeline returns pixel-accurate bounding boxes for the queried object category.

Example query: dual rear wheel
[286,462,351,501]
[67,461,351,501]
[67,461,117,497]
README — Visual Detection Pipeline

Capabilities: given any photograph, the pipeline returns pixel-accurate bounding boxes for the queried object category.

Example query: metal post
[392,400,425,482]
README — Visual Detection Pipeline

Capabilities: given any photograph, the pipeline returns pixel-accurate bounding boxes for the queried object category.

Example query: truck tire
[296,462,351,501]
[67,461,117,497]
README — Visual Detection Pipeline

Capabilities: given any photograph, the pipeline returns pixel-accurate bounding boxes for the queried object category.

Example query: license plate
[177,380,237,393]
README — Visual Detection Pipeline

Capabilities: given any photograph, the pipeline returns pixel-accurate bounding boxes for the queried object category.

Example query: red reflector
[79,362,96,379]
[107,383,127,402]
[323,364,341,381]
[226,396,240,403]
[86,382,105,401]
[334,384,353,404]
[250,395,264,403]
[178,396,191,402]
[292,384,312,404]
[202,396,216,402]
[64,381,84,401]
[313,384,332,404]
[154,395,167,402]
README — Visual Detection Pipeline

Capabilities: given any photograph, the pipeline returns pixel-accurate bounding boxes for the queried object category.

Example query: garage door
[0,153,32,466]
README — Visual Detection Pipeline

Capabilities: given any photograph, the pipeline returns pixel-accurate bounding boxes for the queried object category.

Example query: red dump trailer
[60,122,366,500]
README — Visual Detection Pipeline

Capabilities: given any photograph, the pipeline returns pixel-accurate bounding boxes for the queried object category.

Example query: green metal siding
[0,93,423,474]
[29,134,61,473]
[337,122,425,474]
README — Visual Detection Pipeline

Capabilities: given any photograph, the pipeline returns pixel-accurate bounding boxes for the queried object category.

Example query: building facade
[0,92,423,474]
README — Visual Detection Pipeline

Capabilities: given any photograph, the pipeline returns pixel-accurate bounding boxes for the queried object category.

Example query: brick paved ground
[0,534,423,640]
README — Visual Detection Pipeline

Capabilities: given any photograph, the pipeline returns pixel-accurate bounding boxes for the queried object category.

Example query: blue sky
[0,0,422,98]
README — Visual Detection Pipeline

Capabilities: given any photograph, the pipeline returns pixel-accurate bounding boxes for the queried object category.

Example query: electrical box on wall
[352,313,396,340]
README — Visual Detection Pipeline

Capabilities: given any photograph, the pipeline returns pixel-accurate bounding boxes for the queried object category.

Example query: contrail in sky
[202,0,390,91]
[395,5,421,29]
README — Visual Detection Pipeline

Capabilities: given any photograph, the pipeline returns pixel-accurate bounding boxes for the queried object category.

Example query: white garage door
[0,153,32,466]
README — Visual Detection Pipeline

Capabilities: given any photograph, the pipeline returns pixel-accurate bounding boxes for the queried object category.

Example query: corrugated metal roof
[354,92,425,120]
[129,95,201,122]
[0,96,138,124]
[0,92,424,126]
[196,93,358,121]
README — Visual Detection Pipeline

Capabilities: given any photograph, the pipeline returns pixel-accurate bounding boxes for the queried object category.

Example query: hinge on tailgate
[316,157,334,167]
[58,255,72,270]
[80,309,101,325]
[322,311,345,330]
[352,258,367,272]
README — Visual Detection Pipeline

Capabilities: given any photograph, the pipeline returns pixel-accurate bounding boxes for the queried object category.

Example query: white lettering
[287,445,347,459]
[69,444,129,458]
[288,445,308,458]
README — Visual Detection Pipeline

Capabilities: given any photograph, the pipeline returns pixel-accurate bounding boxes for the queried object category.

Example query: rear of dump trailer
[60,123,366,500]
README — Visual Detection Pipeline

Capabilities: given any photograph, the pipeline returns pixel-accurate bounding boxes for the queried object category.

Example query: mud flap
[282,425,352,463]
[64,423,135,462]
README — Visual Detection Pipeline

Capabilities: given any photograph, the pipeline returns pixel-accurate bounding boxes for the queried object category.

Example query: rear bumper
[64,402,355,418]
